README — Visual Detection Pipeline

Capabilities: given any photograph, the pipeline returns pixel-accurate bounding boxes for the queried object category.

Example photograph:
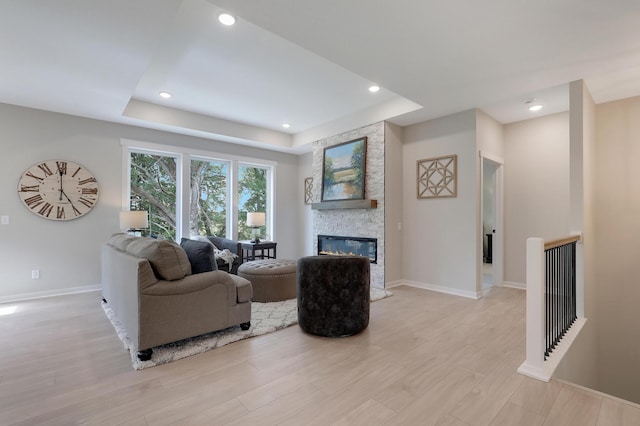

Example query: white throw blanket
[190,235,238,267]
[214,248,237,267]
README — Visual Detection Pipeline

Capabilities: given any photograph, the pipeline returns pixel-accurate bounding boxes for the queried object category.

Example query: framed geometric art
[417,154,457,198]
[304,177,313,204]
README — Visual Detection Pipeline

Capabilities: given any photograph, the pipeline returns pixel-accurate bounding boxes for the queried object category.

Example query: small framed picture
[304,177,313,204]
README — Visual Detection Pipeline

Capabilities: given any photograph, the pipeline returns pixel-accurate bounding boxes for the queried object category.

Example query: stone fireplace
[317,235,377,263]
[311,121,386,288]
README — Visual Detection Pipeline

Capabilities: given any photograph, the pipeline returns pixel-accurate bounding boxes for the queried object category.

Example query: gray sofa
[101,234,252,361]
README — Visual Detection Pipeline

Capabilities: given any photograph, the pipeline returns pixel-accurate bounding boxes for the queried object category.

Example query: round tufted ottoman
[297,255,370,337]
[237,259,297,302]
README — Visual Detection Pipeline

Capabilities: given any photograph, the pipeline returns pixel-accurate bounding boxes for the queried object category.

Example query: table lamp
[246,212,265,243]
[119,210,148,236]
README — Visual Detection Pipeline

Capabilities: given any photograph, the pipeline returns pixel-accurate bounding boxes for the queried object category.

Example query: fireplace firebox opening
[317,235,377,263]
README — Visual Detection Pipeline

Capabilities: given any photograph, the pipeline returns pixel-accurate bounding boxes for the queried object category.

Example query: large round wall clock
[17,159,99,221]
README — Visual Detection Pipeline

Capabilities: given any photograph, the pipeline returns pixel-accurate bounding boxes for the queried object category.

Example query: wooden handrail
[544,235,580,251]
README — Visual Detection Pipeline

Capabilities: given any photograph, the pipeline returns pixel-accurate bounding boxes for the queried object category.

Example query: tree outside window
[129,150,271,242]
[190,159,228,237]
[129,153,177,240]
[238,165,267,240]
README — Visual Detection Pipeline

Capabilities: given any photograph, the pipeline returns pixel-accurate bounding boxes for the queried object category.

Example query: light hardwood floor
[2,286,639,425]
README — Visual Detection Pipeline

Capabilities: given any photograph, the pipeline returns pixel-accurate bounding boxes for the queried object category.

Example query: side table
[240,241,277,263]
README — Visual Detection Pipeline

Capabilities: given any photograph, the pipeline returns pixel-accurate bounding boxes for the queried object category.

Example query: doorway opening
[480,153,504,295]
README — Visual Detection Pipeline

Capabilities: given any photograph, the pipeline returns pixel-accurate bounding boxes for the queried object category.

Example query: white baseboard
[555,375,640,410]
[385,280,404,289]
[502,281,526,290]
[397,280,481,299]
[0,285,101,304]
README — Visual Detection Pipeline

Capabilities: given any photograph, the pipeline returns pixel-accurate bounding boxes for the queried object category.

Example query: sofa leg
[137,348,152,361]
[240,322,251,331]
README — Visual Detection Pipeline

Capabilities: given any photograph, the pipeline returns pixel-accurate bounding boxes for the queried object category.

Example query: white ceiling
[2,0,640,154]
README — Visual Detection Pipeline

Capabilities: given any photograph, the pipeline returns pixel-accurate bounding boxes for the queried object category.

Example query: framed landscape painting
[321,137,367,201]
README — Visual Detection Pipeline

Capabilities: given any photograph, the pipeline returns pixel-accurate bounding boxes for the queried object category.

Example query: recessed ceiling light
[282,123,291,129]
[218,13,236,26]
[369,85,380,93]
[159,91,172,99]
[529,104,543,112]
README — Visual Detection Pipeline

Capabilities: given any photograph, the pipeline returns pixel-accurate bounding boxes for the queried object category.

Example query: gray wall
[384,122,403,284]
[555,81,599,391]
[0,103,300,301]
[503,112,571,286]
[297,151,314,256]
[591,95,640,403]
[402,110,479,297]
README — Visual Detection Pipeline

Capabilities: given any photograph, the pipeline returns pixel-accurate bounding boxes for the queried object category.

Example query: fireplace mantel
[311,199,377,210]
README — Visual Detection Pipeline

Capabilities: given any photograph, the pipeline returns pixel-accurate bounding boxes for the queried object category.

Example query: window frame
[237,162,273,241]
[121,139,276,242]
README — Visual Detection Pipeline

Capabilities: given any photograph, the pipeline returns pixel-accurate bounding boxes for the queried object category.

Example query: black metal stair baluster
[542,240,578,361]
[545,249,550,359]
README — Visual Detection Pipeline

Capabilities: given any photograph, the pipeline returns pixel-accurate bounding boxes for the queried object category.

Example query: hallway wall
[402,110,479,297]
[591,95,640,403]
[503,112,571,286]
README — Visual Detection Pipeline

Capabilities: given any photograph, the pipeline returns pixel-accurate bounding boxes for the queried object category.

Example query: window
[238,164,268,240]
[124,141,275,242]
[129,152,177,240]
[190,158,229,237]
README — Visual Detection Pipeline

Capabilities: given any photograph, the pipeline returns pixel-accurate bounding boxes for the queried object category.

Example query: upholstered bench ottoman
[237,259,297,302]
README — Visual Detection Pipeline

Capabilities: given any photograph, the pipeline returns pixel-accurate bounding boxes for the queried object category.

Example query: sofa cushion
[180,238,217,274]
[126,238,192,281]
[107,233,138,251]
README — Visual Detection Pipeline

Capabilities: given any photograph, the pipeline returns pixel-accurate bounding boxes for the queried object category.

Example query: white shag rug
[103,288,392,370]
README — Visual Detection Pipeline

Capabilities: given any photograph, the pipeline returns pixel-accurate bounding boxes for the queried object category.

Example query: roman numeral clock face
[18,160,99,221]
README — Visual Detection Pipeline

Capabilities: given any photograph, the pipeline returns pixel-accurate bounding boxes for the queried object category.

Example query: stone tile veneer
[312,122,385,288]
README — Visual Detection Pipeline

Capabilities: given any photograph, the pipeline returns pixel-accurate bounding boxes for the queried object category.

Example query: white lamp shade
[119,210,148,230]
[246,212,265,227]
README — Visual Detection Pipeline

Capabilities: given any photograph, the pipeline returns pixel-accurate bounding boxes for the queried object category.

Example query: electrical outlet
[31,269,40,279]
[1,215,8,225]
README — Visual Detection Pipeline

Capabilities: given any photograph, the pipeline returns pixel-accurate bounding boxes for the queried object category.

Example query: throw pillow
[180,238,217,274]
[127,238,191,280]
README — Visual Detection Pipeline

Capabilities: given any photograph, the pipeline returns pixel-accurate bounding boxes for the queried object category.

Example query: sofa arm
[229,274,252,303]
